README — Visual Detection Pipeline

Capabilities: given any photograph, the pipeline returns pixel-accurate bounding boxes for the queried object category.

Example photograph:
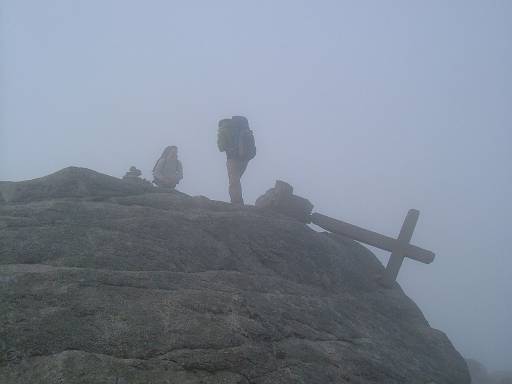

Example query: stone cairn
[122,166,152,187]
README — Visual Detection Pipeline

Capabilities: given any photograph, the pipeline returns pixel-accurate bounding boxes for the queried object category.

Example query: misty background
[1,0,511,372]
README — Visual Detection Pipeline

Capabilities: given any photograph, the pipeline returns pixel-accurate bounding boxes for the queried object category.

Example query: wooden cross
[256,180,435,286]
[311,210,435,286]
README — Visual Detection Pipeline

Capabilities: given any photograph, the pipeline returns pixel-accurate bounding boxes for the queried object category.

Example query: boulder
[466,359,512,384]
[255,180,314,223]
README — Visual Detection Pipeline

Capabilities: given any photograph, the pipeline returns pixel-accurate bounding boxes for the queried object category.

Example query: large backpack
[217,125,231,153]
[238,129,256,161]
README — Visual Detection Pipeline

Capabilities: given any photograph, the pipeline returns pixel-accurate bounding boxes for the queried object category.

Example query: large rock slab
[0,167,154,203]
[0,168,470,383]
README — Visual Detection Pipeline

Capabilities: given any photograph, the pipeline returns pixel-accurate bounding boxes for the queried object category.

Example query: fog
[1,0,511,372]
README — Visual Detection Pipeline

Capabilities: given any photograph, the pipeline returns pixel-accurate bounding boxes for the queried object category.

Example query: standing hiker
[217,116,256,204]
[153,146,183,189]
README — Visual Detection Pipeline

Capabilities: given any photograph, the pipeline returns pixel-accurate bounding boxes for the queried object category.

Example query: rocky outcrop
[466,359,512,384]
[0,167,154,204]
[0,167,470,383]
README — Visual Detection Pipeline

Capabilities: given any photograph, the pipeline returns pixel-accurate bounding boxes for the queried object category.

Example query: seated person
[152,146,183,189]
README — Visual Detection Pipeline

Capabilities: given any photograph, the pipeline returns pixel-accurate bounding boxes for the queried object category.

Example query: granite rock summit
[0,167,470,383]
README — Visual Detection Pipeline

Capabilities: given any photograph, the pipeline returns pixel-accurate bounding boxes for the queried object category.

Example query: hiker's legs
[227,159,246,204]
[239,160,248,178]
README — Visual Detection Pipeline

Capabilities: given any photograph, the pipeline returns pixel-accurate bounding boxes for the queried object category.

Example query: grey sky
[1,0,511,371]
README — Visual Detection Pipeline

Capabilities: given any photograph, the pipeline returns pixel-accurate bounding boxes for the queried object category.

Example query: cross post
[382,209,420,287]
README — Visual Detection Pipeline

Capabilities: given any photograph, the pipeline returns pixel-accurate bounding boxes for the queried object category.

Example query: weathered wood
[382,209,419,286]
[311,212,435,264]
